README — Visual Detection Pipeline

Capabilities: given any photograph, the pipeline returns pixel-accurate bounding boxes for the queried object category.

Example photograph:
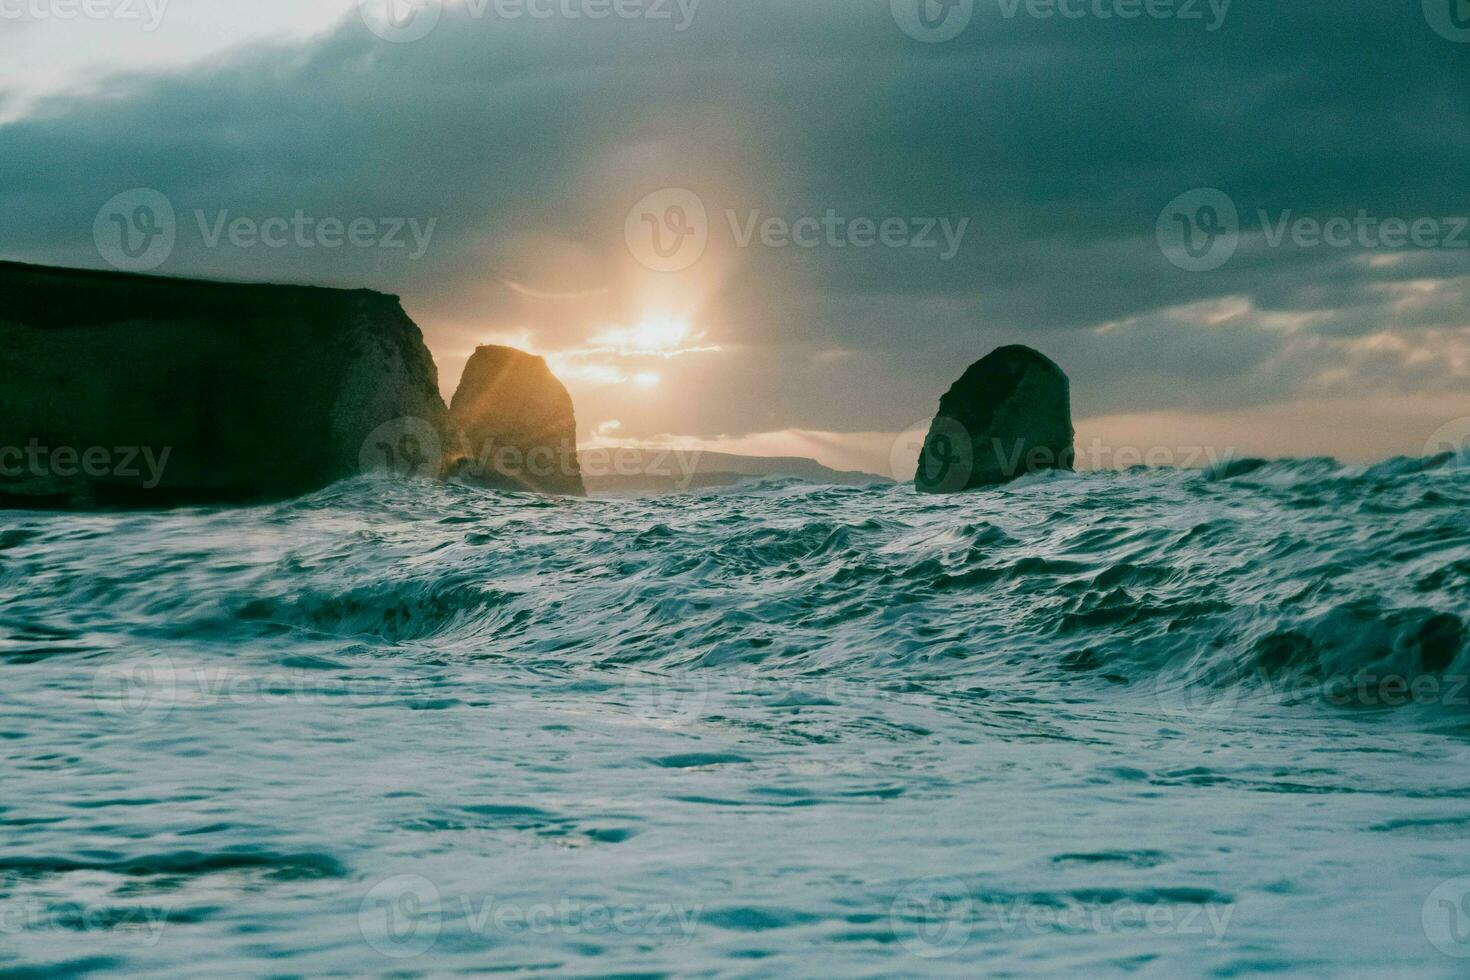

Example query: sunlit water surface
[4,456,1470,976]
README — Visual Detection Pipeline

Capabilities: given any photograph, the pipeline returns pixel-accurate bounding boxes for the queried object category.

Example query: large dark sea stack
[0,261,455,508]
[450,346,586,497]
[915,345,1075,493]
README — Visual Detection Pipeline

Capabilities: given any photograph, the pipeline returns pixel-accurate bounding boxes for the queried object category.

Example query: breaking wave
[2,450,1468,974]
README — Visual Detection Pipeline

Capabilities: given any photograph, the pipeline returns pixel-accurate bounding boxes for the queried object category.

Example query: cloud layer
[3,0,1468,465]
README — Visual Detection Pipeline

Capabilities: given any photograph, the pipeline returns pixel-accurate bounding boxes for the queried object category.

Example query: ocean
[3,453,1469,977]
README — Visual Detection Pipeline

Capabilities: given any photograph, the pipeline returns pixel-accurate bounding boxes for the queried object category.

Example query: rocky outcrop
[915,345,1074,493]
[449,346,586,496]
[0,261,455,507]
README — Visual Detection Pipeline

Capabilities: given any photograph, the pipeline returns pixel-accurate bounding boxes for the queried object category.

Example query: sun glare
[593,316,692,355]
[546,314,720,390]
[632,316,689,351]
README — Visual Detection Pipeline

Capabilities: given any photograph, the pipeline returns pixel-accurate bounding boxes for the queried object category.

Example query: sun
[593,316,692,356]
[546,315,718,390]
[628,316,690,352]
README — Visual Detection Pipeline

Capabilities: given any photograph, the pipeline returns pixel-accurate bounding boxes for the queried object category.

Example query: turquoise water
[3,455,1470,976]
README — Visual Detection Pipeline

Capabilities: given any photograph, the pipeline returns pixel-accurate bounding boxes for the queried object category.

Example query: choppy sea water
[3,454,1470,977]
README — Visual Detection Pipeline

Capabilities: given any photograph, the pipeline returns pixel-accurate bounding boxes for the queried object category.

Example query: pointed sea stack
[450,346,586,497]
[915,345,1075,493]
[0,261,455,508]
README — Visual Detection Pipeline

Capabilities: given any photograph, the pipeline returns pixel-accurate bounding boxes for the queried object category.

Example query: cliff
[0,261,456,507]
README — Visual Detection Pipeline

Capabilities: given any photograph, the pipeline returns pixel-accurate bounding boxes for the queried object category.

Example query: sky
[3,0,1469,476]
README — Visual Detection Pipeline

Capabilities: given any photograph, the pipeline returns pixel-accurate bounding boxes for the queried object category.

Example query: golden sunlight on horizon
[590,315,694,356]
[476,313,723,393]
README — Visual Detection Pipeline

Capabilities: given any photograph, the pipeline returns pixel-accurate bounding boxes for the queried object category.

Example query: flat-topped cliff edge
[0,261,456,507]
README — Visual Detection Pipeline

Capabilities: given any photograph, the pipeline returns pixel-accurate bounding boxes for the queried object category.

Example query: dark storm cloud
[1,0,1467,435]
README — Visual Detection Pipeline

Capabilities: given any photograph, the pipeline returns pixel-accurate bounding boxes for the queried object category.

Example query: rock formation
[449,345,586,496]
[915,345,1074,493]
[0,261,456,507]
